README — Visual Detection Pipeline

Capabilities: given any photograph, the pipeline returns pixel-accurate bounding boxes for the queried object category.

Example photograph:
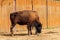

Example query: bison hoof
[28,33,32,35]
[30,33,32,35]
[11,34,14,36]
[37,33,40,36]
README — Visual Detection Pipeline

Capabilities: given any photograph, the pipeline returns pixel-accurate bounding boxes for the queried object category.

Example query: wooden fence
[0,0,60,34]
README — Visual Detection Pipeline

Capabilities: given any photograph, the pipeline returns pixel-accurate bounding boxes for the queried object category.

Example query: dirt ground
[0,27,60,40]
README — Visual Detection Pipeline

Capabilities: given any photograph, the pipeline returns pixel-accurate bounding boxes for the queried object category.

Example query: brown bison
[10,10,42,36]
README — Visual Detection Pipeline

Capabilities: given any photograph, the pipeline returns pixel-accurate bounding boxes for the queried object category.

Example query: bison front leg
[27,24,32,35]
[10,24,15,36]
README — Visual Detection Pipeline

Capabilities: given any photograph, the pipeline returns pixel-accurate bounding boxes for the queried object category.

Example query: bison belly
[17,21,28,25]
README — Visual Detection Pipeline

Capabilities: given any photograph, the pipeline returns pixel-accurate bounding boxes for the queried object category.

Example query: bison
[10,10,42,36]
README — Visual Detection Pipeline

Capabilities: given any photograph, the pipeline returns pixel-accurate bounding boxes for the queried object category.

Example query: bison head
[34,21,42,34]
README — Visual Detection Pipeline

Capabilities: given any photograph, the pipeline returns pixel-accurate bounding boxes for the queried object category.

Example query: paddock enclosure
[0,0,60,34]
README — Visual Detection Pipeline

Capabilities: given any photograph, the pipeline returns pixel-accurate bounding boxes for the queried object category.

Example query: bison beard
[10,10,42,36]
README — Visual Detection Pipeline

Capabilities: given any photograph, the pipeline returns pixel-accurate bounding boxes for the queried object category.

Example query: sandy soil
[0,28,60,40]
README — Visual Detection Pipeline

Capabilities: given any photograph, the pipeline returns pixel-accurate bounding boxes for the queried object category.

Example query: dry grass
[0,28,60,40]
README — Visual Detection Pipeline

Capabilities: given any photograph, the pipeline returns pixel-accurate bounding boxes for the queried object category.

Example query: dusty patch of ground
[0,28,60,40]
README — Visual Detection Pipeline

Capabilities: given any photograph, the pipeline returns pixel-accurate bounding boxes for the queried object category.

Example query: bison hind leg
[10,24,16,36]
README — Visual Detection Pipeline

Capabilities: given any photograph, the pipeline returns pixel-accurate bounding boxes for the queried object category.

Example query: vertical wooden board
[0,5,2,33]
[48,1,60,28]
[0,0,13,34]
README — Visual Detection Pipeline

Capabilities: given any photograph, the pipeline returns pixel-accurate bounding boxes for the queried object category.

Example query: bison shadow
[0,33,36,36]
[0,34,28,36]
[45,31,58,34]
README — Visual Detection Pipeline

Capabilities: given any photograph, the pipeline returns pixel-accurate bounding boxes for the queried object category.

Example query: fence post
[14,0,16,11]
[46,0,48,28]
[31,0,33,10]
